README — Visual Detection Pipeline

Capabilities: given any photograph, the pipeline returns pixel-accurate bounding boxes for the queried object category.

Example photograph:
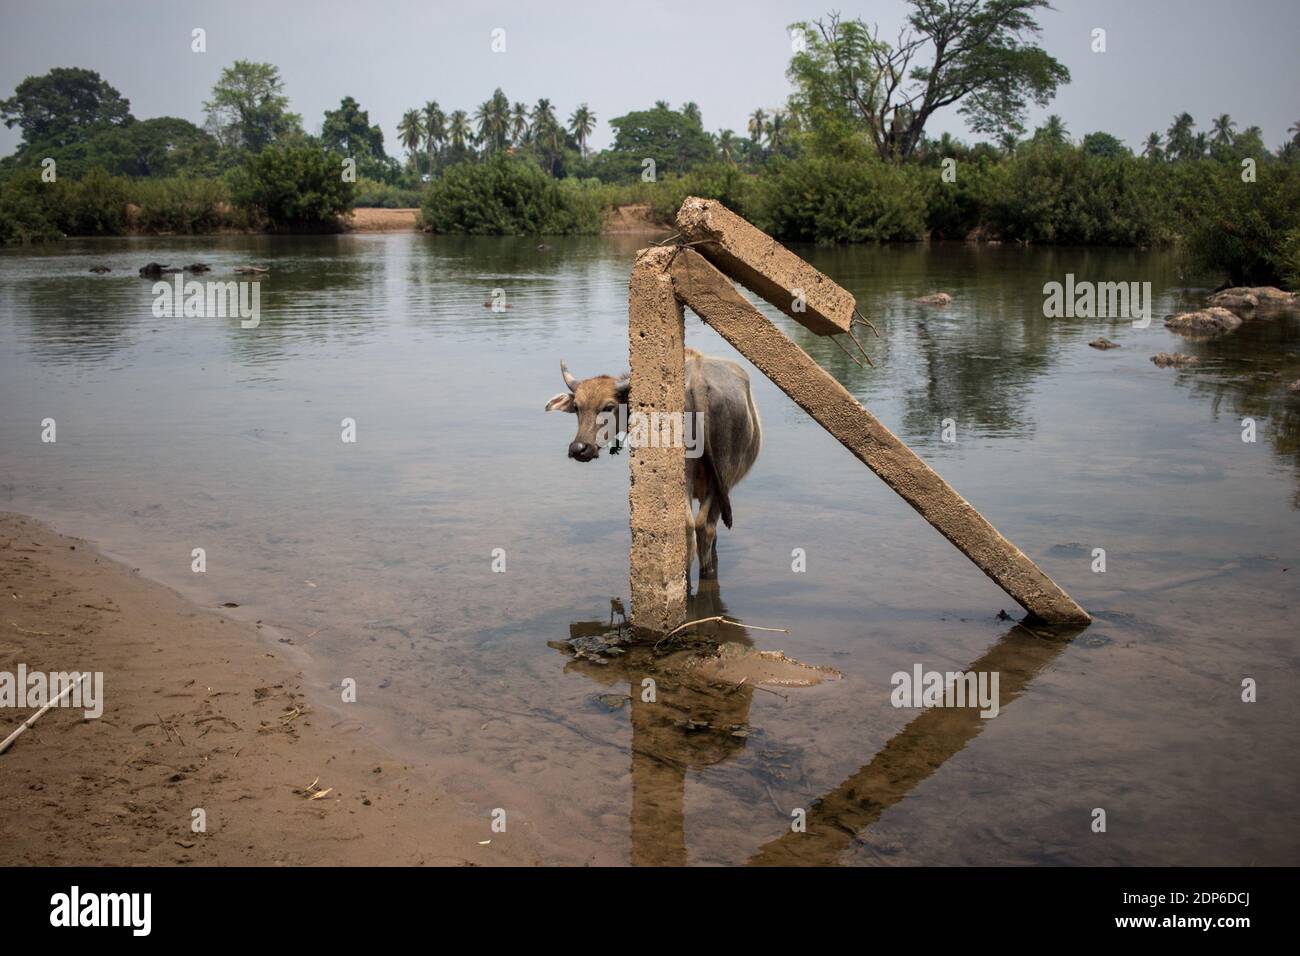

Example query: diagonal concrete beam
[676,197,855,337]
[627,246,691,633]
[667,248,1090,625]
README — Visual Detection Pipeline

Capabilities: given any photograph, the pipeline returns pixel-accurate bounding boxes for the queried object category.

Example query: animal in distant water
[139,262,180,278]
[545,348,761,580]
[911,291,952,306]
[88,266,111,274]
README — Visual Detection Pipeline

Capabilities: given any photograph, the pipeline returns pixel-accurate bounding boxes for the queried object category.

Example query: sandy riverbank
[346,207,421,233]
[0,513,538,866]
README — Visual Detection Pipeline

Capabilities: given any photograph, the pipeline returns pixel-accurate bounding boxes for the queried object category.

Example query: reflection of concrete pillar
[628,246,689,633]
[629,690,687,867]
[748,625,1081,866]
[669,247,1089,626]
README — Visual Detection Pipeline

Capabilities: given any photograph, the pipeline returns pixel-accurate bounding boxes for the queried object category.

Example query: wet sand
[0,513,539,866]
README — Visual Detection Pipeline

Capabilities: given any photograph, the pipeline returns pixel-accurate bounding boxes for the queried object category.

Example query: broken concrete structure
[667,249,1091,626]
[626,200,1090,632]
[675,197,854,336]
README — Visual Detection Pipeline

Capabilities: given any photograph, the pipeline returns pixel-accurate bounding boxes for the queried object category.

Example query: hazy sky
[2,0,1297,157]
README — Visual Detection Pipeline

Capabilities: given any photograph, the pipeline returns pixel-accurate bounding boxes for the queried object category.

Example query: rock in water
[1151,352,1199,368]
[1209,286,1298,313]
[1089,338,1121,350]
[1164,307,1242,336]
[911,292,953,306]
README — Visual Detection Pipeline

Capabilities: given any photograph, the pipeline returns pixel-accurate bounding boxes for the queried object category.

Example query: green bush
[228,143,356,230]
[976,145,1175,245]
[419,155,602,235]
[1280,228,1300,291]
[642,164,757,225]
[754,154,928,243]
[131,177,237,233]
[1181,160,1300,287]
[354,177,423,208]
[0,172,62,242]
[0,167,131,242]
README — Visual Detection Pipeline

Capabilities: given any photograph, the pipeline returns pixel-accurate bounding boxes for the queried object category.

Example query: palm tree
[474,99,495,152]
[1211,113,1236,146]
[766,111,787,152]
[1141,132,1164,161]
[397,109,423,168]
[531,98,558,130]
[997,131,1019,156]
[447,110,471,151]
[474,90,510,154]
[422,101,444,171]
[530,99,563,175]
[681,101,702,127]
[716,128,736,164]
[653,100,670,111]
[510,102,530,146]
[1166,112,1197,161]
[748,108,767,144]
[568,103,595,158]
[1035,114,1069,146]
[1290,119,1300,147]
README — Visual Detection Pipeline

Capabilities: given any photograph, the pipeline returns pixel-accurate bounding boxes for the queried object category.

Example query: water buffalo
[545,348,761,579]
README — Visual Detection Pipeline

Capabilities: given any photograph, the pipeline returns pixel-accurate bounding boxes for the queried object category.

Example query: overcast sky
[2,0,1297,157]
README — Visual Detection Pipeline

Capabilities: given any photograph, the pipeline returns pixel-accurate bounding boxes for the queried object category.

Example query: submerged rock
[675,642,842,687]
[1209,286,1297,312]
[1088,338,1121,350]
[911,292,952,306]
[1151,352,1200,368]
[88,265,111,274]
[1289,380,1300,395]
[1164,307,1242,336]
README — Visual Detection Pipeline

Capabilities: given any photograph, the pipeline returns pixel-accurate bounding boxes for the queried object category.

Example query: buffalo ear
[545,393,576,413]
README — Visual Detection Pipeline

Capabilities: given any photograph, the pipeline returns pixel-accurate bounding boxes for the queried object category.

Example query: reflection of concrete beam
[749,625,1081,866]
[628,247,690,633]
[676,197,854,336]
[668,248,1089,625]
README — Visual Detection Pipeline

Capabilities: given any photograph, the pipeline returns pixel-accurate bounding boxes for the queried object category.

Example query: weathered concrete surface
[627,246,690,632]
[675,197,855,336]
[668,248,1090,625]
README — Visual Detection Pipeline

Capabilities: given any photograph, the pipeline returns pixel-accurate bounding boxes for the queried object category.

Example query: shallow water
[2,234,1297,865]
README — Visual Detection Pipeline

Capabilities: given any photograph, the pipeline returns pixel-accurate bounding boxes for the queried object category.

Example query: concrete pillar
[668,248,1090,626]
[627,246,690,633]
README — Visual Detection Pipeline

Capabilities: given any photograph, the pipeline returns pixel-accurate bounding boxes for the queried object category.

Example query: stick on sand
[0,672,90,755]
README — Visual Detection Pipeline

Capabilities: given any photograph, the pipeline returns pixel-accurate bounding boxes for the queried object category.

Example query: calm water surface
[2,234,1297,865]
